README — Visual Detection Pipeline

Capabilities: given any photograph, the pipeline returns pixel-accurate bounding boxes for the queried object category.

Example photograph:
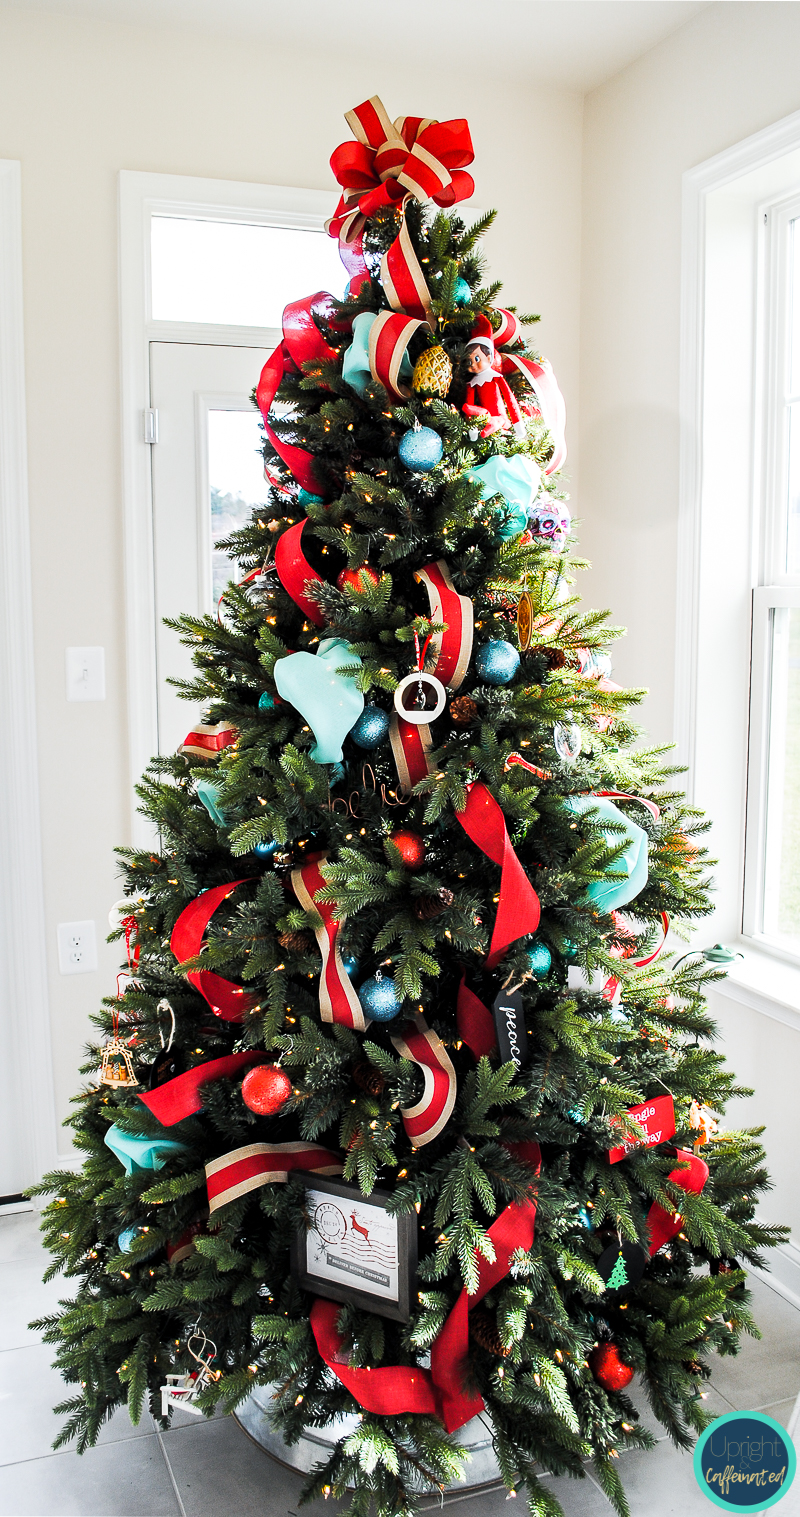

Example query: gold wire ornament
[100,1036,139,1088]
[411,345,453,398]
[516,589,533,651]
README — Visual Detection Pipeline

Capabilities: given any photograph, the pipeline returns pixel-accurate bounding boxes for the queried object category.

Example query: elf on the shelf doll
[462,313,527,439]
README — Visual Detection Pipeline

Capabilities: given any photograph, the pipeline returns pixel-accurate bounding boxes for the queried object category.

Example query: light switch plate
[66,646,105,701]
[57,920,98,975]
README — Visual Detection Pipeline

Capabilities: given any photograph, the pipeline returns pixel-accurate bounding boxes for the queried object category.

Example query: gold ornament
[516,590,533,651]
[100,1037,139,1088]
[412,345,453,398]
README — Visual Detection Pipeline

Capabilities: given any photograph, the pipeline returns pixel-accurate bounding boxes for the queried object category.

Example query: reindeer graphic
[349,1211,371,1246]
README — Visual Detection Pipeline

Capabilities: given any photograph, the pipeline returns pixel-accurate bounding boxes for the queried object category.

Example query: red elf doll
[462,314,527,439]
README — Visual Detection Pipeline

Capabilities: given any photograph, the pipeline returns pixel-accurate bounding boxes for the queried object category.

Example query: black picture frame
[290,1172,418,1323]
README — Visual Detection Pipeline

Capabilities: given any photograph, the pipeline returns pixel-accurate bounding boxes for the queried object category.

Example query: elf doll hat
[466,312,496,353]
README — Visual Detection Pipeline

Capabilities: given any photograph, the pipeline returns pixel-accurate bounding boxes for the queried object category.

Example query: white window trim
[0,161,58,1188]
[118,171,338,845]
[678,107,800,1010]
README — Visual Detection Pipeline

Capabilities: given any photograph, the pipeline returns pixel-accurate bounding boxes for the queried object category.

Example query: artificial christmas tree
[32,95,786,1517]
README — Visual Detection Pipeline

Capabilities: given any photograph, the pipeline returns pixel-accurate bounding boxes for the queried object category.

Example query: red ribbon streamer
[311,1140,540,1432]
[389,1014,456,1147]
[368,310,430,401]
[455,784,541,968]
[646,1148,709,1254]
[171,882,256,1023]
[291,856,366,1030]
[456,976,498,1060]
[274,519,326,628]
[140,1052,263,1127]
[205,1142,343,1214]
[256,292,339,493]
[389,713,432,792]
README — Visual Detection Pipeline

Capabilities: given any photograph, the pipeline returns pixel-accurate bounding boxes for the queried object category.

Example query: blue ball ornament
[118,1226,145,1253]
[341,953,360,980]
[453,277,472,307]
[475,641,520,686]
[358,972,401,1023]
[349,704,390,750]
[258,691,275,711]
[578,1206,594,1232]
[398,426,443,473]
[298,488,325,507]
[254,839,278,858]
[526,942,552,978]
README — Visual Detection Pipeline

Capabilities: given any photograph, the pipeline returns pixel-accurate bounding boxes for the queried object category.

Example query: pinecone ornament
[449,695,479,726]
[278,929,315,952]
[413,888,455,921]
[531,645,566,670]
[352,1061,386,1096]
[470,1305,509,1356]
[412,345,453,398]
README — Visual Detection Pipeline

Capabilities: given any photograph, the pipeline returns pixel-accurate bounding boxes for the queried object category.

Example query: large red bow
[327,96,474,246]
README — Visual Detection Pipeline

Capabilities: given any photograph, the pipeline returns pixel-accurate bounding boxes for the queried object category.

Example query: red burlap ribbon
[205,1142,342,1214]
[456,976,498,1060]
[311,1140,540,1432]
[171,881,256,1023]
[256,292,339,493]
[291,856,366,1031]
[647,1148,709,1253]
[389,1014,456,1147]
[274,518,326,628]
[179,721,238,762]
[140,1051,263,1126]
[455,784,541,968]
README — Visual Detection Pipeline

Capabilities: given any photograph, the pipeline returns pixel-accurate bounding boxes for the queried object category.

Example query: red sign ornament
[608,1093,676,1165]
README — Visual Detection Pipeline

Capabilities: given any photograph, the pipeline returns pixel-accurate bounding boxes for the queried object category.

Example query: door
[149,341,272,755]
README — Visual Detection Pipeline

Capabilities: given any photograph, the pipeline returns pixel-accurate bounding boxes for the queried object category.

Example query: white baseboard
[751,1234,800,1311]
[0,1199,35,1217]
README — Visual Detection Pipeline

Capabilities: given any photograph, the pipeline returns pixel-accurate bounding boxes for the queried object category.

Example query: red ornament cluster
[588,1342,634,1392]
[384,829,426,871]
[336,564,380,593]
[241,1063,292,1116]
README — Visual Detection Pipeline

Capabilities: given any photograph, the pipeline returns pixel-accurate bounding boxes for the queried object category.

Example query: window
[745,196,800,960]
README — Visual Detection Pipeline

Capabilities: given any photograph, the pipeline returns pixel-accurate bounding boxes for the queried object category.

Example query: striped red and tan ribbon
[274,518,326,628]
[389,713,433,792]
[389,559,473,793]
[381,206,432,323]
[390,1013,457,1147]
[368,310,431,401]
[291,856,366,1031]
[171,882,256,1024]
[205,1142,342,1214]
[179,722,238,762]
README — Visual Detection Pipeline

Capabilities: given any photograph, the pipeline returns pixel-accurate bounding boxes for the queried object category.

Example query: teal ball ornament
[298,488,325,507]
[578,1206,594,1232]
[254,839,278,858]
[526,942,552,978]
[118,1226,145,1253]
[358,972,400,1022]
[476,641,520,686]
[398,426,443,473]
[258,691,275,711]
[350,705,390,750]
[453,277,472,307]
[341,953,360,979]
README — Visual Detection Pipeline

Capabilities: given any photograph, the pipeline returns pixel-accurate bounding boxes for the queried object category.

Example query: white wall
[0,3,583,1145]
[580,3,800,1253]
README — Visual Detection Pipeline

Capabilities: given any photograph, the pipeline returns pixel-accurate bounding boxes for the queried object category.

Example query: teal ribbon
[466,454,541,540]
[105,1123,188,1176]
[564,795,648,913]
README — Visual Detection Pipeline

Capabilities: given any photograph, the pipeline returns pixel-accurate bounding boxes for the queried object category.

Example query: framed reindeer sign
[290,1174,417,1322]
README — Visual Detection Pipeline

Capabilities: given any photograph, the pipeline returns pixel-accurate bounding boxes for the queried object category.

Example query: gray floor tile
[0,1255,67,1351]
[161,1413,330,1515]
[0,1210,45,1264]
[0,1435,181,1516]
[0,1340,152,1465]
[709,1274,800,1410]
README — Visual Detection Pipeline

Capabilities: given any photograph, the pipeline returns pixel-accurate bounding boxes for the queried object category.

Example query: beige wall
[580,1,800,743]
[0,4,583,1139]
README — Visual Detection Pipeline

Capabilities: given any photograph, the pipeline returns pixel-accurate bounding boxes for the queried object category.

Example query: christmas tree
[32,97,786,1517]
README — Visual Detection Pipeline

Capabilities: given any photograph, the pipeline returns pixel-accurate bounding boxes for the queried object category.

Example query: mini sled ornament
[160,1324,220,1418]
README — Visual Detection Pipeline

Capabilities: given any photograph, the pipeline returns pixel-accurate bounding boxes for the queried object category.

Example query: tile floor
[1,1206,798,1516]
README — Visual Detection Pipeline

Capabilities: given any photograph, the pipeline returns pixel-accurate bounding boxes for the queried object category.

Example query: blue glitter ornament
[341,953,360,980]
[526,942,552,978]
[258,691,275,711]
[561,938,579,960]
[453,277,472,307]
[118,1226,145,1253]
[253,839,278,858]
[578,1206,594,1232]
[298,488,324,507]
[398,425,443,473]
[349,704,390,750]
[358,971,401,1022]
[475,641,520,686]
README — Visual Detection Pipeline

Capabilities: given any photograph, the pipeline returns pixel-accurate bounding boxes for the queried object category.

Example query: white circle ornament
[393,671,447,725]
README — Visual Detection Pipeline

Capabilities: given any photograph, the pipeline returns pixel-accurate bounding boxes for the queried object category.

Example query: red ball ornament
[241,1063,292,1116]
[588,1342,634,1392]
[385,829,426,871]
[336,564,380,593]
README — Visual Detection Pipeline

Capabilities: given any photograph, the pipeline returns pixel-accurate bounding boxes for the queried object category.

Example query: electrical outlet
[65,646,105,702]
[57,920,98,975]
